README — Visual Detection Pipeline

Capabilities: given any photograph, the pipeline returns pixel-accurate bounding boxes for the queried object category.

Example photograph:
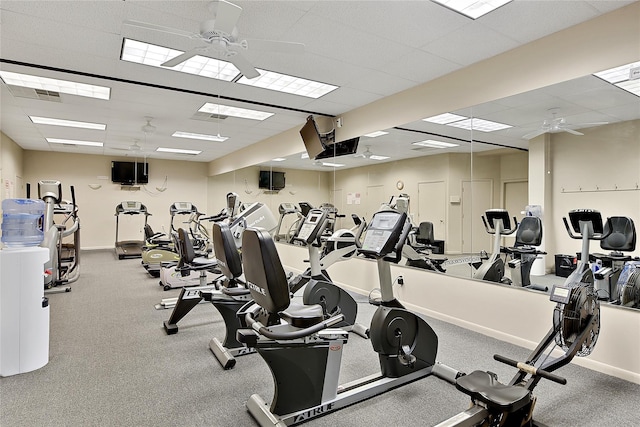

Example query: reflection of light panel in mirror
[447,118,512,132]
[413,140,459,148]
[593,61,640,96]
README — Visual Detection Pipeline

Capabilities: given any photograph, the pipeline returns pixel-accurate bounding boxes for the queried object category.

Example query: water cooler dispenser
[0,198,50,376]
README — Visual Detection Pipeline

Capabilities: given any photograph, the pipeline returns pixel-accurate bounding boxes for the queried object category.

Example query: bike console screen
[294,209,328,245]
[360,210,406,258]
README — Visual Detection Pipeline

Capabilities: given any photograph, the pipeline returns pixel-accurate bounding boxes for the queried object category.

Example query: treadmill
[115,201,150,259]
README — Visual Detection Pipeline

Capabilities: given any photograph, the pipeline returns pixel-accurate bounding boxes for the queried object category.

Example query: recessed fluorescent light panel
[413,140,459,148]
[46,138,103,147]
[156,147,201,155]
[0,71,111,100]
[30,116,106,130]
[447,118,512,132]
[322,162,345,167]
[594,61,640,97]
[172,131,228,142]
[121,39,240,81]
[432,0,513,19]
[423,113,468,124]
[271,158,286,162]
[369,155,390,160]
[237,70,338,99]
[363,131,389,138]
[199,103,274,121]
[301,153,309,159]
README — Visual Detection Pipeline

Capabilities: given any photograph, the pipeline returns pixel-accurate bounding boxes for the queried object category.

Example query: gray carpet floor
[1,249,638,427]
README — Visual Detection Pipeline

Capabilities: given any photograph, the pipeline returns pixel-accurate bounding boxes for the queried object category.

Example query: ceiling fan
[354,145,375,159]
[123,0,304,79]
[112,117,155,155]
[521,108,609,140]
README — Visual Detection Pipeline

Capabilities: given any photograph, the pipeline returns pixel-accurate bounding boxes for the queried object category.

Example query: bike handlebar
[245,311,344,340]
[494,354,567,385]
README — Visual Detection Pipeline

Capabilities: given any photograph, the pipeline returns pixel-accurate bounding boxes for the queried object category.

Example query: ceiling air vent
[6,85,61,102]
[191,111,229,122]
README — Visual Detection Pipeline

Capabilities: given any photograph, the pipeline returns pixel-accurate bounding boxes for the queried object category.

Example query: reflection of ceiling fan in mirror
[354,145,375,159]
[522,108,609,140]
[123,0,304,79]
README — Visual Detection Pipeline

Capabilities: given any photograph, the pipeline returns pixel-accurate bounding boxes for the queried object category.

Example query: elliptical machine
[474,209,517,284]
[38,180,80,293]
[435,209,603,427]
[237,209,458,426]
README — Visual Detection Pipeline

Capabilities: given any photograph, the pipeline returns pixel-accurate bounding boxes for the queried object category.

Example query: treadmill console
[360,210,407,258]
[293,209,328,245]
[171,202,195,215]
[279,203,300,215]
[123,201,142,211]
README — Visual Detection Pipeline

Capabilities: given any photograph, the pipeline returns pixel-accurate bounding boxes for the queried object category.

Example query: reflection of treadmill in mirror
[115,201,149,260]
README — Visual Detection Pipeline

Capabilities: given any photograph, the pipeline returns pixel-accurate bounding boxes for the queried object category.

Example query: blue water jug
[1,198,45,247]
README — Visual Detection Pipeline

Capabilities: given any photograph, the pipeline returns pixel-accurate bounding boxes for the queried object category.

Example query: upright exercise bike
[237,209,458,426]
[474,209,517,284]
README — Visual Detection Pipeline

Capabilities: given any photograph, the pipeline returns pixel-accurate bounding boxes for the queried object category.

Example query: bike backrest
[515,216,543,247]
[212,222,243,279]
[601,216,636,252]
[144,224,154,241]
[177,228,195,264]
[242,228,291,314]
[416,221,435,245]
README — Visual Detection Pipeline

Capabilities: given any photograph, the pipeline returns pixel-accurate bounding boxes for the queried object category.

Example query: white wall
[207,165,332,234]
[332,150,528,254]
[277,242,640,384]
[23,151,208,249]
[0,131,25,200]
[529,120,640,265]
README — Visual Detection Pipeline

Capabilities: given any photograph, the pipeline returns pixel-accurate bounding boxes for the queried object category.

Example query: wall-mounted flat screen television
[259,170,285,191]
[314,137,360,160]
[300,115,359,160]
[111,161,149,185]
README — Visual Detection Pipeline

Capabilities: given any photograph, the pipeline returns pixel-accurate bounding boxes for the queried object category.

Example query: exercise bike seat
[279,303,325,328]
[455,370,531,412]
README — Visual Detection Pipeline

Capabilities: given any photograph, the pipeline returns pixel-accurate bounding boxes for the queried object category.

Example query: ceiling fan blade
[564,128,584,136]
[521,129,546,140]
[162,50,200,67]
[246,39,305,54]
[123,20,197,39]
[215,0,243,35]
[229,52,260,79]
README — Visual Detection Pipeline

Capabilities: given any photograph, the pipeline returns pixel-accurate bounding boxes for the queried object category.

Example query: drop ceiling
[0,0,637,168]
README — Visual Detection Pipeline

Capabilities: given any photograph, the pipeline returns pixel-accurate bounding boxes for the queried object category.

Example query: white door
[366,185,386,219]
[503,180,528,247]
[417,181,446,240]
[462,180,493,253]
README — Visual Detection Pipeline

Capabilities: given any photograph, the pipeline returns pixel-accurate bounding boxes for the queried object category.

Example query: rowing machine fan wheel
[553,285,600,357]
[618,269,640,307]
